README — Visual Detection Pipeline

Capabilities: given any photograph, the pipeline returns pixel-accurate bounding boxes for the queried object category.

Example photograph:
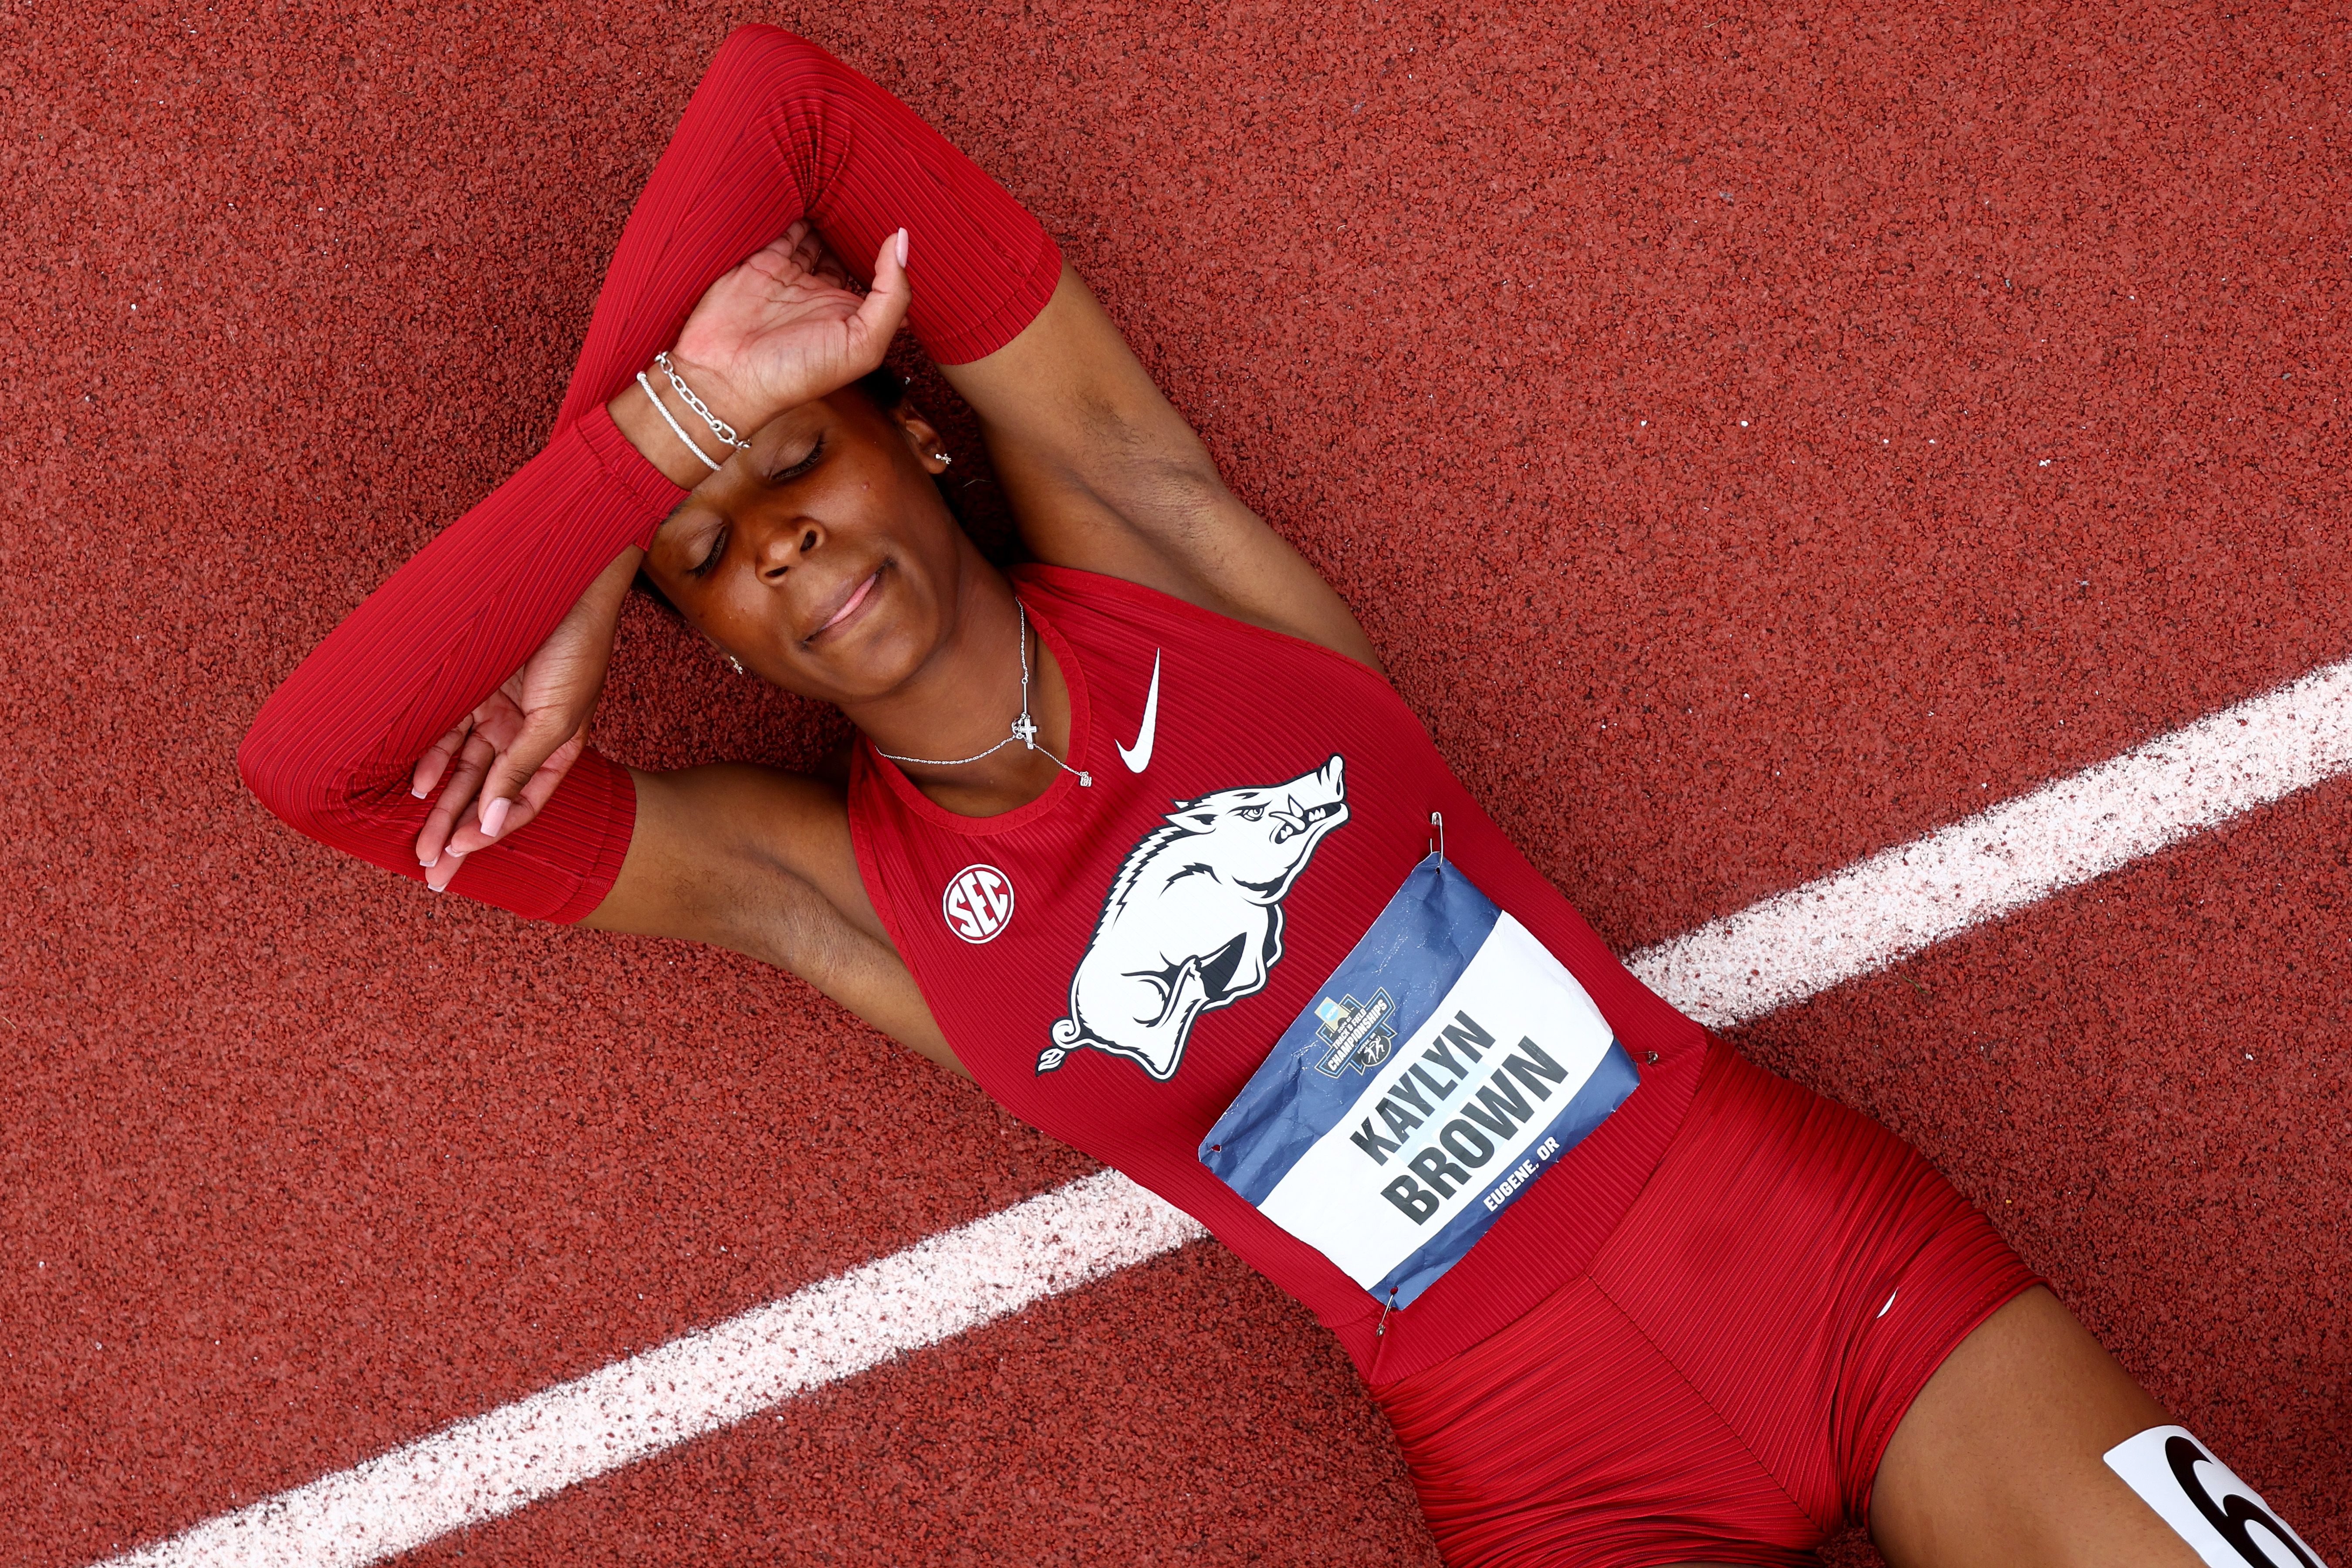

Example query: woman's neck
[841,564,1078,818]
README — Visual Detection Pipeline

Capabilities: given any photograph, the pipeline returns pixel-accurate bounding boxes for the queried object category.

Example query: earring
[932,451,953,465]
[726,655,746,676]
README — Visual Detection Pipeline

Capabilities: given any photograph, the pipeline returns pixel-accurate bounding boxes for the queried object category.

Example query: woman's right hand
[412,545,639,889]
[666,221,912,440]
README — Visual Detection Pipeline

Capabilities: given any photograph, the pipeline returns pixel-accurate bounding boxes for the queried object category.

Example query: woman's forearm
[568,24,1080,516]
[610,370,739,490]
[551,23,1061,436]
[242,25,1059,919]
[237,410,678,922]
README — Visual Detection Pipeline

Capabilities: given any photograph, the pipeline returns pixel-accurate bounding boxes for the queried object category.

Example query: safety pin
[1428,811,1446,861]
[1376,1285,1401,1336]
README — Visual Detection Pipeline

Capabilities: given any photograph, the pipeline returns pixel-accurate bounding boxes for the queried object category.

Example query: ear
[890,403,952,476]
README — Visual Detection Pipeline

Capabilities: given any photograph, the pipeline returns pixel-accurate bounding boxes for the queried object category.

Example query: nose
[751,517,825,582]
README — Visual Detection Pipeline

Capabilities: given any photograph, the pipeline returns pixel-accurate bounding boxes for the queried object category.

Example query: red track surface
[3,2,2345,1564]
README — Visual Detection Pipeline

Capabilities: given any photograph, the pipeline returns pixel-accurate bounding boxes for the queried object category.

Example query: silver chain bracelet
[653,351,753,452]
[636,371,720,471]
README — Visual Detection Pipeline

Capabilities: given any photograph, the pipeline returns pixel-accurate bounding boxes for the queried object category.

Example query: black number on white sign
[2166,1435,2319,1568]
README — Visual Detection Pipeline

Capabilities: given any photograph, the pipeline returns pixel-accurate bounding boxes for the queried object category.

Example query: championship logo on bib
[1200,857,1638,1310]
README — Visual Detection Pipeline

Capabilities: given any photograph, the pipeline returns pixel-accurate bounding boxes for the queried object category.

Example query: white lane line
[1632,655,2352,1028]
[98,1173,1205,1568]
[98,652,2352,1568]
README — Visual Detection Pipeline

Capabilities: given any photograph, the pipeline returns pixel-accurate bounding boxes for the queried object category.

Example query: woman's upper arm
[579,763,963,1076]
[940,265,1382,672]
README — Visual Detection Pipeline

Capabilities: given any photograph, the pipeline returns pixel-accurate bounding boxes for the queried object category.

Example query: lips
[811,569,881,639]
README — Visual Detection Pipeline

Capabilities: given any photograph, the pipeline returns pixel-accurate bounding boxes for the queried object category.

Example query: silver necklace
[876,600,1092,787]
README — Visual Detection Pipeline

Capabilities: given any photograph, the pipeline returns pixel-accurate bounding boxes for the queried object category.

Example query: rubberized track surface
[3,3,2345,1565]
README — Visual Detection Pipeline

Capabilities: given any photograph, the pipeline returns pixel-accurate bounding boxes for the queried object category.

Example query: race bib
[1199,856,1638,1310]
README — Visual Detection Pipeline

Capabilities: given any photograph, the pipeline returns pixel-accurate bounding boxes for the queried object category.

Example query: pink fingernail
[481,798,511,838]
[411,784,428,799]
[896,228,908,267]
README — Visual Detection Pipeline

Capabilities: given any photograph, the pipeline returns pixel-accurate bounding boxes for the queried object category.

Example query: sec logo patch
[942,864,1017,944]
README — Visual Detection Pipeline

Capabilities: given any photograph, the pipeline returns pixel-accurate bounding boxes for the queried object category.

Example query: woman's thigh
[1869,1285,2268,1568]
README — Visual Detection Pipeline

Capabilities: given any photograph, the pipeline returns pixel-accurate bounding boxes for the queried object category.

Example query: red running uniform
[851,571,2037,1565]
[242,29,2037,1566]
[849,566,1715,1381]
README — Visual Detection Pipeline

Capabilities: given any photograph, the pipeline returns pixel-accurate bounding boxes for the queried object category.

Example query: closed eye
[688,523,730,579]
[767,433,825,483]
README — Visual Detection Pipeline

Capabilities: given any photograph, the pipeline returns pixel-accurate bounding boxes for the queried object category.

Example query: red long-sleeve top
[239,25,1062,918]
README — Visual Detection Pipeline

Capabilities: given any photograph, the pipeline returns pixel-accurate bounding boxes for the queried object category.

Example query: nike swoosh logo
[1118,649,1162,773]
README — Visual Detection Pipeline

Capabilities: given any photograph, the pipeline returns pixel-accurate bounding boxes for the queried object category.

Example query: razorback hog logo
[1041,755,1349,1081]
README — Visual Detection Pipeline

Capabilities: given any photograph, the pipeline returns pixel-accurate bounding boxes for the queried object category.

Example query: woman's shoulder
[1012,559,1388,682]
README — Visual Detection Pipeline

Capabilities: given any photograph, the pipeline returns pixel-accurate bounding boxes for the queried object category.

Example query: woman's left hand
[668,220,912,437]
[410,546,638,890]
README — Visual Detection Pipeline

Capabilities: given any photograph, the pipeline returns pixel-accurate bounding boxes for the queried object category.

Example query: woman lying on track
[240,26,2316,1568]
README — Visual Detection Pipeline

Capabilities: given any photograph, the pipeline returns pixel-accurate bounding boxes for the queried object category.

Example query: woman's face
[641,390,968,705]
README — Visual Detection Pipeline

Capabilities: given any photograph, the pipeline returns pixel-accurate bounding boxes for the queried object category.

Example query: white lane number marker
[2104,1425,2326,1567]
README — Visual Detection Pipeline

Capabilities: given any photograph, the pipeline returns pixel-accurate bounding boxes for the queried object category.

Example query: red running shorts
[1375,1042,2039,1568]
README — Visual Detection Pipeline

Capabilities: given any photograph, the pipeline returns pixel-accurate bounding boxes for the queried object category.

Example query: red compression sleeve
[557,22,1064,425]
[238,26,1063,922]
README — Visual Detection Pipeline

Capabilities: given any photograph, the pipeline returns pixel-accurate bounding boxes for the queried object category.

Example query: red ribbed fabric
[1375,1044,2041,1568]
[551,24,1064,426]
[846,565,1713,1381]
[238,27,1061,920]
